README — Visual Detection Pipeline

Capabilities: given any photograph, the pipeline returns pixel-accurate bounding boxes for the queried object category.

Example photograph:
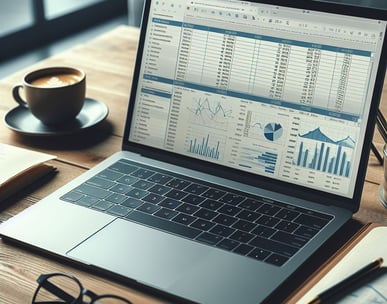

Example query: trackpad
[67,218,210,289]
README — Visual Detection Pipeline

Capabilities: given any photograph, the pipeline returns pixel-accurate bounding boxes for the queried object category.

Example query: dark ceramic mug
[13,67,86,125]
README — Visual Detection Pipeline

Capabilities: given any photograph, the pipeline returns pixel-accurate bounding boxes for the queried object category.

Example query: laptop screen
[127,0,387,201]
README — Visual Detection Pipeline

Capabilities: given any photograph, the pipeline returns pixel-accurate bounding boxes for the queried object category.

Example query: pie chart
[264,123,283,141]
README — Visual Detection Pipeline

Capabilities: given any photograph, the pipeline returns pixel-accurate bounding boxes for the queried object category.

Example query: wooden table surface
[0,25,386,303]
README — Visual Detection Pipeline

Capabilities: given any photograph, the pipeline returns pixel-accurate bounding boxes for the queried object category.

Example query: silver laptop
[1,0,386,303]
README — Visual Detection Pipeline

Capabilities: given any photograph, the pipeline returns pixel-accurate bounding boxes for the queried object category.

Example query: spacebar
[126,210,201,239]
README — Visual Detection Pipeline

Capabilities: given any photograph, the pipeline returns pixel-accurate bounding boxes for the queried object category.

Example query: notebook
[1,0,386,303]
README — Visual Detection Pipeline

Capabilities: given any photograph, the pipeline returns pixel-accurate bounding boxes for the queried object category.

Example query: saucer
[4,98,109,136]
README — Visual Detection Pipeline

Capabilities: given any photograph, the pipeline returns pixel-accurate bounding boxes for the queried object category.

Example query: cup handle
[12,84,28,108]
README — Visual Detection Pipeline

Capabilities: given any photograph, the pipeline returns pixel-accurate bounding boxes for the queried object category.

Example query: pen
[307,257,384,304]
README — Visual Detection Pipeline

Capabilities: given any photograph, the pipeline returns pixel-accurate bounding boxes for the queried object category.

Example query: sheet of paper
[0,143,55,185]
[298,226,387,303]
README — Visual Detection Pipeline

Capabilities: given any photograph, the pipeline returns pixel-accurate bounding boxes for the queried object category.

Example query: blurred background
[0,0,386,79]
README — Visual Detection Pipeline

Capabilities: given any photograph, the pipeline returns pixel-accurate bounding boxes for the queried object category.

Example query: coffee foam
[31,73,80,88]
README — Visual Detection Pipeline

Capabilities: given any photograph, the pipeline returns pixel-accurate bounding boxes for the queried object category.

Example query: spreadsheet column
[176,26,208,84]
[228,35,259,94]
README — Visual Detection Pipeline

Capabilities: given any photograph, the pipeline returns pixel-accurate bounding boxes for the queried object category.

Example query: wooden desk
[0,25,386,303]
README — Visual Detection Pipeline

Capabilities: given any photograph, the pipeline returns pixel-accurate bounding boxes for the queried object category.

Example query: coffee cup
[12,67,86,125]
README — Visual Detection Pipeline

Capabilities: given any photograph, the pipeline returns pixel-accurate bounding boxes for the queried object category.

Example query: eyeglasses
[32,273,133,304]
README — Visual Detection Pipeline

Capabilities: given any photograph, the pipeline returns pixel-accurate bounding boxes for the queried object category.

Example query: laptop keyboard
[61,159,333,267]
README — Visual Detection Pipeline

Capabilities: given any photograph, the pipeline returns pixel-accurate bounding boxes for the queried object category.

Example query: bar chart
[294,127,355,177]
[239,147,278,174]
[187,133,222,160]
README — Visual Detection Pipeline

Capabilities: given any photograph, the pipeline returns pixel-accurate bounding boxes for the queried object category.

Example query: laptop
[1,0,386,303]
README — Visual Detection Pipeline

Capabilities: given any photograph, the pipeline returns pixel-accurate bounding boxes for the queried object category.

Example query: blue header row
[152,17,371,57]
[143,74,359,122]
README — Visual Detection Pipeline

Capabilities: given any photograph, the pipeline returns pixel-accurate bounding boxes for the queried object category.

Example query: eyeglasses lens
[34,274,81,303]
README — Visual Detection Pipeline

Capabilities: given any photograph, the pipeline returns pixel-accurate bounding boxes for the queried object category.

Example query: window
[0,0,127,62]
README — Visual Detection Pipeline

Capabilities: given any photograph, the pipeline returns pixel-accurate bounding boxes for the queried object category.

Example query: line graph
[188,97,232,131]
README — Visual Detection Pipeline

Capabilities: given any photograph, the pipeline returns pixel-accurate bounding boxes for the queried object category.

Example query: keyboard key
[132,180,155,190]
[194,208,218,220]
[249,236,298,258]
[173,213,196,226]
[272,231,308,248]
[148,173,173,184]
[237,210,261,222]
[109,162,138,174]
[196,232,223,245]
[137,202,160,214]
[218,205,241,216]
[77,196,99,207]
[107,205,131,217]
[92,200,114,211]
[304,210,333,221]
[257,204,281,216]
[276,209,300,221]
[176,203,200,215]
[106,193,127,204]
[217,239,239,251]
[132,168,155,179]
[159,198,181,209]
[265,254,288,266]
[96,169,124,181]
[210,224,235,237]
[148,185,171,195]
[126,210,201,239]
[121,198,142,209]
[165,189,187,200]
[74,184,110,199]
[256,215,280,227]
[110,183,132,194]
[213,214,237,226]
[86,177,116,189]
[251,225,275,238]
[166,178,191,190]
[184,183,208,195]
[117,175,139,185]
[191,218,215,231]
[239,198,262,211]
[248,248,271,261]
[232,219,255,232]
[61,191,83,202]
[230,230,254,243]
[182,194,205,205]
[275,220,299,233]
[126,188,148,199]
[294,214,330,229]
[294,225,318,238]
[200,199,222,210]
[202,188,226,199]
[154,208,178,220]
[143,193,164,204]
[219,193,245,205]
[233,244,254,255]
